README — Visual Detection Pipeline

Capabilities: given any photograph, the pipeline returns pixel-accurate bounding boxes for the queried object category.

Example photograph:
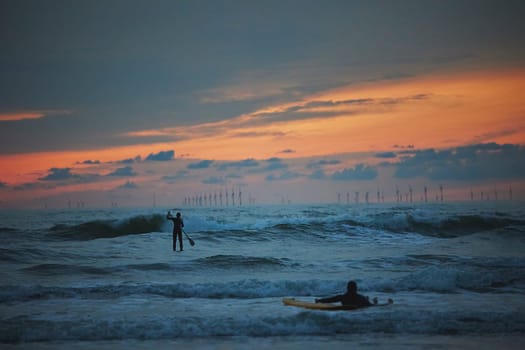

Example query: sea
[1,202,525,349]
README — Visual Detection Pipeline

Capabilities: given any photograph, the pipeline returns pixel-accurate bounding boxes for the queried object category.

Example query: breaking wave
[48,214,165,240]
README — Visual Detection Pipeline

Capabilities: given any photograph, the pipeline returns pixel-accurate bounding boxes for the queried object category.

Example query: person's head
[347,280,357,293]
[176,212,181,218]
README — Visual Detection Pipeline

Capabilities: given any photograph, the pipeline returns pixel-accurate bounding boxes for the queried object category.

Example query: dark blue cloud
[0,181,7,188]
[162,170,189,183]
[117,156,142,164]
[331,164,378,181]
[218,158,259,170]
[264,158,288,171]
[27,167,100,188]
[188,160,214,169]
[266,171,301,181]
[308,169,327,180]
[107,166,136,177]
[307,159,341,169]
[226,173,243,179]
[375,152,397,158]
[13,182,55,191]
[202,176,226,185]
[393,144,415,149]
[145,150,174,161]
[394,143,525,181]
[39,168,79,181]
[77,159,100,165]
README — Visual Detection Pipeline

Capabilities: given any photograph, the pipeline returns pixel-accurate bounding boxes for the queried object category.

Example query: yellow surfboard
[282,298,393,311]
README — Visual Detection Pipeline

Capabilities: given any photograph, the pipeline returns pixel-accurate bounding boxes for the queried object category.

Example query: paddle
[183,229,195,246]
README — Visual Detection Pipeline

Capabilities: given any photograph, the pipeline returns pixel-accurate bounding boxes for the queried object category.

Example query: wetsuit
[316,291,372,307]
[167,214,184,251]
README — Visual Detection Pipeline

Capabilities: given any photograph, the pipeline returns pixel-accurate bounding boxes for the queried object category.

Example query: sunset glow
[114,68,525,160]
[1,1,524,208]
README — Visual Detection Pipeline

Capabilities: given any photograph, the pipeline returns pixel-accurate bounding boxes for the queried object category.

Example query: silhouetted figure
[167,211,184,251]
[315,280,376,307]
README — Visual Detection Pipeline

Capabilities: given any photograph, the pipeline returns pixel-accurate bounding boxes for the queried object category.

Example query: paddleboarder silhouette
[167,211,184,251]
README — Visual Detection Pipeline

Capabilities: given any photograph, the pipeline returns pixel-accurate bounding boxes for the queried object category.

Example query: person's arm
[315,295,342,304]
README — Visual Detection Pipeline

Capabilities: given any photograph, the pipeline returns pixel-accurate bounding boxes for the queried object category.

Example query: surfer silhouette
[167,211,184,251]
[315,280,376,307]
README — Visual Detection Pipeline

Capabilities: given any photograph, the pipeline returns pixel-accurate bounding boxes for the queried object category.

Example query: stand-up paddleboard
[282,298,393,311]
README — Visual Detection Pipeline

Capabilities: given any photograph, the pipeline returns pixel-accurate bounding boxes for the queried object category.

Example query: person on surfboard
[167,211,184,252]
[315,280,376,307]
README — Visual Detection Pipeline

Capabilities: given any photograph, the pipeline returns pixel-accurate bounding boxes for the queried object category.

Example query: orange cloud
[2,67,524,188]
[167,67,525,159]
[0,109,73,121]
[0,112,46,121]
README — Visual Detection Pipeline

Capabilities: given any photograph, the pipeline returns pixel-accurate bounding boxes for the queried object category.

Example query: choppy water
[1,202,525,348]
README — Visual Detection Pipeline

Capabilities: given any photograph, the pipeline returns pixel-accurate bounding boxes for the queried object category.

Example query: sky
[1,0,525,208]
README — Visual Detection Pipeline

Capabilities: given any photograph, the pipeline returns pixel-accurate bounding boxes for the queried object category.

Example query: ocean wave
[19,262,177,277]
[124,263,173,271]
[402,214,524,237]
[3,262,524,304]
[194,254,289,269]
[47,214,165,240]
[0,279,335,304]
[188,209,525,239]
[333,211,525,238]
[0,226,18,233]
[373,258,525,293]
[196,229,271,242]
[0,246,85,263]
[0,248,22,262]
[1,308,525,342]
[21,263,111,276]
